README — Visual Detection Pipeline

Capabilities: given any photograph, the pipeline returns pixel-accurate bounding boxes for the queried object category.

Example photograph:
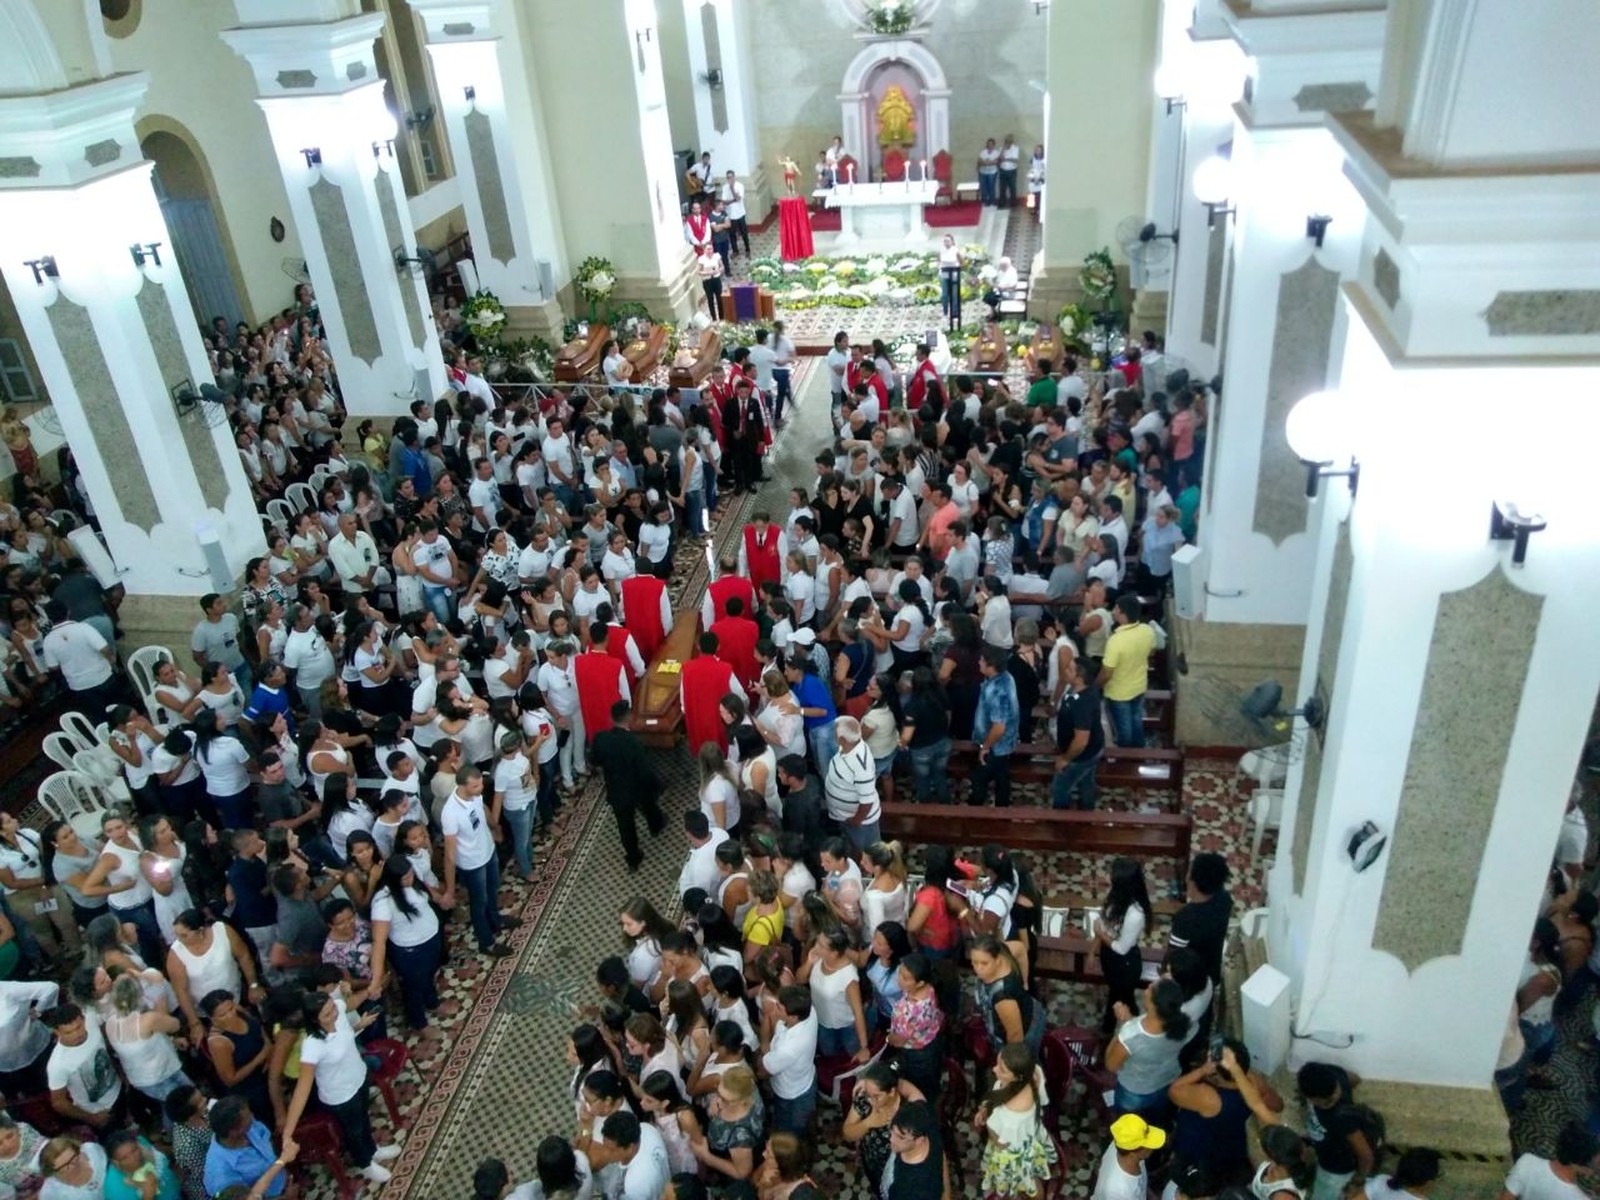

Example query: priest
[575,623,632,744]
[680,631,740,754]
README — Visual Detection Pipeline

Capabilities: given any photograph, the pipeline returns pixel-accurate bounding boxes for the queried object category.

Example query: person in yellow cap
[1092,1113,1166,1200]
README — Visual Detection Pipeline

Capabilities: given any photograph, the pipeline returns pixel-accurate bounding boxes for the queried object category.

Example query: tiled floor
[349,358,1280,1200]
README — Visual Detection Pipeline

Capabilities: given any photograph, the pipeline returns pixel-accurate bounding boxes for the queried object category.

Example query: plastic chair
[1040,1027,1076,1130]
[937,1056,970,1187]
[36,772,108,841]
[820,1036,886,1106]
[1051,1024,1114,1125]
[286,482,317,515]
[73,749,131,805]
[59,711,100,754]
[1250,787,1285,859]
[266,498,294,533]
[364,1036,408,1124]
[42,732,79,774]
[931,149,953,205]
[127,646,174,700]
[882,147,907,182]
[290,1110,359,1200]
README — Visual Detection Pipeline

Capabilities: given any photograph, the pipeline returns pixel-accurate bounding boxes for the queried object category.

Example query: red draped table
[777,195,815,261]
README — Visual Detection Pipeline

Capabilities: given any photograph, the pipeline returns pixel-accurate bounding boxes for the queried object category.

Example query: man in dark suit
[590,700,666,872]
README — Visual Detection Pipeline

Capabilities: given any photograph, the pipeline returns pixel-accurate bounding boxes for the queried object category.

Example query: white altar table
[824,180,941,250]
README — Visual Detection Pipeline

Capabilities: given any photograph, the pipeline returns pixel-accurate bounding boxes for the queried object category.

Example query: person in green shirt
[1026,361,1059,407]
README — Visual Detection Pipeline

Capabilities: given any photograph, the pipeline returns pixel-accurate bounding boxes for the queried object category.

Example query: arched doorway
[140,129,247,330]
[838,39,950,182]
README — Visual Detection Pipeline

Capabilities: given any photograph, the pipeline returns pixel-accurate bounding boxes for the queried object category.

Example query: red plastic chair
[1041,1129,1071,1200]
[836,153,858,186]
[883,147,908,181]
[293,1109,359,1200]
[1052,1024,1115,1125]
[931,150,953,205]
[365,1036,409,1124]
[1040,1027,1076,1130]
[962,1013,997,1072]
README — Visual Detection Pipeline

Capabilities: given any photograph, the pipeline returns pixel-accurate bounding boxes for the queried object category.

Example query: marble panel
[1294,521,1352,895]
[1373,248,1400,310]
[1253,258,1338,544]
[0,157,41,177]
[1200,220,1225,347]
[702,1,728,135]
[443,21,474,35]
[463,110,515,268]
[309,177,381,365]
[1374,570,1542,970]
[135,280,229,511]
[276,69,317,89]
[1293,82,1373,113]
[347,62,368,80]
[83,139,122,167]
[376,167,427,352]
[1484,290,1600,337]
[45,298,159,531]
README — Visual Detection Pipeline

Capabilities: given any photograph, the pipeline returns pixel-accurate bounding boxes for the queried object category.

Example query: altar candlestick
[847,163,855,184]
[921,159,929,182]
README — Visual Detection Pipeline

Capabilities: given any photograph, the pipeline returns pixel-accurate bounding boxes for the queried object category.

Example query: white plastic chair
[308,468,331,494]
[1250,787,1285,860]
[286,482,317,514]
[59,711,100,754]
[266,498,294,533]
[36,771,109,841]
[42,732,80,774]
[73,749,132,805]
[127,646,174,714]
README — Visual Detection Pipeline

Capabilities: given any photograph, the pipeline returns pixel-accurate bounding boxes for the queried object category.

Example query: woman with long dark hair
[366,855,443,1041]
[1094,856,1152,1031]
[282,992,393,1184]
[1105,977,1192,1122]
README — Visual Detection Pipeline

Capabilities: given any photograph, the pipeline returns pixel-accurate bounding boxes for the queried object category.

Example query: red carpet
[803,199,984,237]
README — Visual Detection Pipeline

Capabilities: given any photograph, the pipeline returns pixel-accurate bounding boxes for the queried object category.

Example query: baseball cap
[1110,1114,1166,1151]
[790,628,817,647]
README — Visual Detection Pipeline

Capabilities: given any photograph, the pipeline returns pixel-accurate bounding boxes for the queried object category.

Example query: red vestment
[743,524,781,592]
[706,575,755,625]
[620,574,668,662]
[681,655,733,754]
[709,616,760,689]
[574,651,625,742]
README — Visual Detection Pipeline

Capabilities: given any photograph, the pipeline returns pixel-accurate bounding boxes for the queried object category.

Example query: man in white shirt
[467,457,501,535]
[537,640,585,788]
[748,329,779,401]
[1098,496,1130,560]
[282,605,336,717]
[881,477,921,552]
[771,320,797,426]
[1503,1132,1595,1200]
[825,331,851,418]
[1092,1114,1165,1200]
[824,717,880,853]
[439,766,517,957]
[601,1112,671,1200]
[43,1003,122,1129]
[40,600,118,712]
[998,133,1021,207]
[719,170,750,258]
[977,137,1002,206]
[542,418,579,508]
[677,810,730,901]
[0,981,57,1085]
[410,655,468,750]
[761,986,819,1134]
[413,520,459,623]
[328,512,385,596]
[1057,355,1089,405]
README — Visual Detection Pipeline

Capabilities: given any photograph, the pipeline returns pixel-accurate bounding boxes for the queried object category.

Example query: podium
[729,283,760,323]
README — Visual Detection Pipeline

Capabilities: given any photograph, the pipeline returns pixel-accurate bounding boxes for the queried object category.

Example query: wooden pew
[947,740,1185,805]
[1035,935,1169,984]
[1032,688,1174,742]
[881,803,1192,875]
[627,610,700,749]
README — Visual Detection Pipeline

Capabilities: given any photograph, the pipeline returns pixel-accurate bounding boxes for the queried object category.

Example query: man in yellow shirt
[1096,596,1155,747]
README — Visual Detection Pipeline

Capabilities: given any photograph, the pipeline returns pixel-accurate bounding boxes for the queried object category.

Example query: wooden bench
[948,740,1185,803]
[553,322,610,382]
[1031,689,1174,741]
[1035,934,1169,984]
[627,610,700,749]
[881,803,1192,873]
[1042,892,1182,920]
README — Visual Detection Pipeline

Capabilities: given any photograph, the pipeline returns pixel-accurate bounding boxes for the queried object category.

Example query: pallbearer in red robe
[906,343,942,411]
[598,618,647,682]
[575,623,631,742]
[738,512,782,593]
[709,596,761,690]
[680,632,740,754]
[701,558,757,629]
[620,573,671,663]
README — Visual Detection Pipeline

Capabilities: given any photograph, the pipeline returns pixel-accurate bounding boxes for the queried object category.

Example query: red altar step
[806,199,984,235]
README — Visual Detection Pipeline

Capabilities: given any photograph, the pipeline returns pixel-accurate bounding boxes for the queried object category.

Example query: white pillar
[221,6,447,416]
[410,0,566,335]
[1267,0,1600,1096]
[0,74,264,596]
[681,0,772,222]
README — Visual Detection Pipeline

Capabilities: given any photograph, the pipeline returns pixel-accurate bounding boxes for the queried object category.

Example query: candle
[903,172,910,193]
[847,163,855,184]
[921,159,929,183]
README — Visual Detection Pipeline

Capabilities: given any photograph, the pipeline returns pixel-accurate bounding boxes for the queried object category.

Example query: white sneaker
[360,1162,393,1183]
[372,1144,401,1163]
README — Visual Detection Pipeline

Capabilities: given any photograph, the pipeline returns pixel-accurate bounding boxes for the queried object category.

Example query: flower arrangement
[866,0,915,35]
[461,290,507,334]
[1080,248,1118,307]
[575,255,617,321]
[1056,302,1094,352]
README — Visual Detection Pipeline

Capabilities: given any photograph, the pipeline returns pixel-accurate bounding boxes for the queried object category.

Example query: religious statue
[0,406,36,479]
[777,155,800,196]
[876,85,916,149]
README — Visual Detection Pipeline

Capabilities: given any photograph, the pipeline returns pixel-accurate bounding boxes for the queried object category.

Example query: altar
[824,180,941,251]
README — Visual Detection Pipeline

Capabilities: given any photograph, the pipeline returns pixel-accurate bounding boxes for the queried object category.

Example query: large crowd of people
[0,263,1568,1200]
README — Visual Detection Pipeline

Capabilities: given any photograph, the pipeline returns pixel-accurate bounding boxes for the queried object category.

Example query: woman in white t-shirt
[284,993,393,1182]
[1093,857,1151,1033]
[368,856,444,1039]
[620,898,675,991]
[697,744,741,833]
[947,462,980,519]
[799,928,869,1061]
[195,663,246,729]
[192,715,254,830]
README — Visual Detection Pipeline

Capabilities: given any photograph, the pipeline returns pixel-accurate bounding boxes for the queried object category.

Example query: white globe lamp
[1154,62,1185,103]
[1192,154,1232,207]
[1285,390,1360,498]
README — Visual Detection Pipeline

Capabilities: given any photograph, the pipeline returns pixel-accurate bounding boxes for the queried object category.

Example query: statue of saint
[876,85,916,149]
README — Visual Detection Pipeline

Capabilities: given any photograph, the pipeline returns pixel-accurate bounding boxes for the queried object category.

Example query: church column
[1030,0,1161,321]
[1262,0,1600,1159]
[221,4,448,416]
[0,74,265,629]
[681,0,773,225]
[1169,2,1384,746]
[514,0,699,320]
[409,0,567,340]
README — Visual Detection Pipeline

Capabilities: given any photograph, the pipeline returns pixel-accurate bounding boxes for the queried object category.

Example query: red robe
[620,575,668,662]
[574,651,625,743]
[706,575,755,626]
[704,380,731,451]
[743,524,781,592]
[847,361,888,409]
[604,628,643,681]
[906,359,941,411]
[709,616,761,689]
[681,655,734,754]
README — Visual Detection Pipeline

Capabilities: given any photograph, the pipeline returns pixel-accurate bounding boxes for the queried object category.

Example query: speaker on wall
[1171,544,1203,619]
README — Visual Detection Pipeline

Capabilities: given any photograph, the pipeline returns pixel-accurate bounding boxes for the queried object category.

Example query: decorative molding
[1372,248,1400,310]
[346,61,368,80]
[46,297,160,532]
[1295,522,1353,895]
[276,69,318,89]
[83,139,122,167]
[1253,258,1339,544]
[442,21,475,35]
[1483,290,1600,338]
[375,169,427,353]
[0,157,42,178]
[135,280,229,512]
[1200,220,1226,347]
[308,176,382,365]
[1292,81,1373,113]
[1374,570,1542,971]
[462,110,514,268]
